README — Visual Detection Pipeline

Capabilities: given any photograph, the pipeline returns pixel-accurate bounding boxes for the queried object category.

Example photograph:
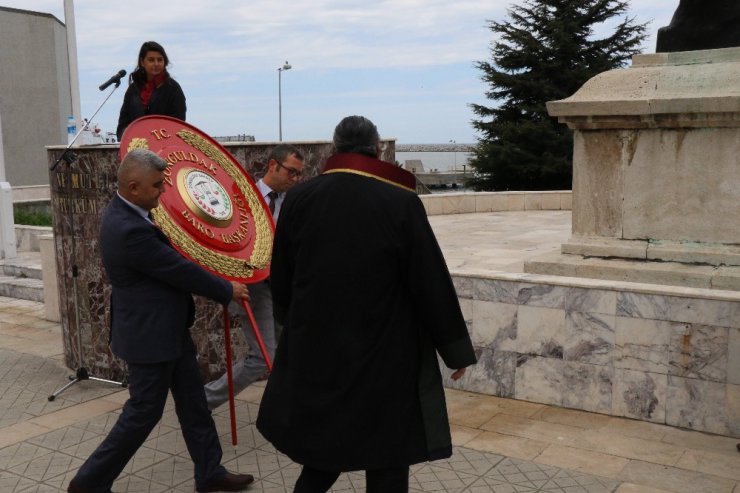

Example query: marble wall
[443,274,740,437]
[47,140,395,382]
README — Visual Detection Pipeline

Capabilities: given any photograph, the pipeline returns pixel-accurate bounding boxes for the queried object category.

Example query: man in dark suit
[68,149,254,493]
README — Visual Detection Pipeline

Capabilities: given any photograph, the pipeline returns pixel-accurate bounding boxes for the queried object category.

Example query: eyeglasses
[276,161,303,178]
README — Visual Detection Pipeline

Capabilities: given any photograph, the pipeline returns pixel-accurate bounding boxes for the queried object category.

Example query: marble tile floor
[1,296,739,492]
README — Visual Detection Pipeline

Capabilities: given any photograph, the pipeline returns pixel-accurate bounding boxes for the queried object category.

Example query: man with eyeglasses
[204,143,304,410]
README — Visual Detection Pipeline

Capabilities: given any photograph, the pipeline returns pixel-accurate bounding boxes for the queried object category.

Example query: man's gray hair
[118,149,167,182]
[333,115,380,158]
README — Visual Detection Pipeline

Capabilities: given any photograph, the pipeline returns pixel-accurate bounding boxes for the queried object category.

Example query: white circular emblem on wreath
[184,170,232,221]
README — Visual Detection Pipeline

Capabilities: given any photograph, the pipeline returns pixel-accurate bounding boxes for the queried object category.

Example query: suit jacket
[100,194,232,364]
[116,78,186,140]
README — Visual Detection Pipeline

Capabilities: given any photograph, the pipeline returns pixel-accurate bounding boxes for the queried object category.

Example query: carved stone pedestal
[525,47,740,290]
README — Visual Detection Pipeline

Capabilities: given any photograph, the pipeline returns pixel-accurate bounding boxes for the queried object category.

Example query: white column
[0,113,17,259]
[64,0,82,123]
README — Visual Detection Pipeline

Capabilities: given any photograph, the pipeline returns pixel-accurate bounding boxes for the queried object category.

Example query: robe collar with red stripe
[322,153,416,193]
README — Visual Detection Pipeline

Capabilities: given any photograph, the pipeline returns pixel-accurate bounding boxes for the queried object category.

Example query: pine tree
[468,0,647,190]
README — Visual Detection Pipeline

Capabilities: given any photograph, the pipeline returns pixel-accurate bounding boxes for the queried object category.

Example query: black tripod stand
[48,77,128,401]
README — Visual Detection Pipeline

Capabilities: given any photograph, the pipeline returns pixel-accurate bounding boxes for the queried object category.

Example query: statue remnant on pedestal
[657,0,740,52]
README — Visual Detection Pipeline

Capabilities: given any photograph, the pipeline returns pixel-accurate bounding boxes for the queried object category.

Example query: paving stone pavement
[0,362,623,492]
[0,391,622,493]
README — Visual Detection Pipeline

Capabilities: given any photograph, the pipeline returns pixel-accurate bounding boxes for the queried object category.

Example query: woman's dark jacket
[116,78,186,140]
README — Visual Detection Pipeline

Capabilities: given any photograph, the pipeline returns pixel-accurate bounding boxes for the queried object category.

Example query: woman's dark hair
[130,41,170,86]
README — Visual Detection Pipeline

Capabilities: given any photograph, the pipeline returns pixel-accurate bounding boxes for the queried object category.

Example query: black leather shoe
[197,472,255,492]
[67,479,91,493]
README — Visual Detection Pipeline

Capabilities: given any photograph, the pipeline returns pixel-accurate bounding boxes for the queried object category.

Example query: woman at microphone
[116,41,185,140]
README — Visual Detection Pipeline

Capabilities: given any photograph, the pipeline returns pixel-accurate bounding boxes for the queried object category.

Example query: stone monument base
[537,47,740,293]
[525,250,740,291]
[526,235,740,290]
[444,267,740,439]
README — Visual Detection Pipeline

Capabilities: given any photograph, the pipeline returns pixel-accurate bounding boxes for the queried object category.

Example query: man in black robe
[256,116,476,492]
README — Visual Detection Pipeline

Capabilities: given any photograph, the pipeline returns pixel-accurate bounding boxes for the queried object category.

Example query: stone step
[0,250,43,280]
[0,275,44,302]
[524,251,740,291]
[0,251,44,302]
[1,261,43,280]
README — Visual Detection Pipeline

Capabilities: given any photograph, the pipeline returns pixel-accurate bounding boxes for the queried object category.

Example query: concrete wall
[0,7,71,187]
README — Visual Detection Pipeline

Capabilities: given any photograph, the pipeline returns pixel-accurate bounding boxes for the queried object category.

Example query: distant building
[404,159,425,173]
[0,7,72,187]
[396,143,475,153]
[214,134,256,143]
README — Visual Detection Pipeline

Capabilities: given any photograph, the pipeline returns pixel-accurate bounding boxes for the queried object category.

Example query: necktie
[267,191,278,216]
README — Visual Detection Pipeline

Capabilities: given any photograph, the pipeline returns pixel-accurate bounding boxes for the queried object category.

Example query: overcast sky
[3,0,677,143]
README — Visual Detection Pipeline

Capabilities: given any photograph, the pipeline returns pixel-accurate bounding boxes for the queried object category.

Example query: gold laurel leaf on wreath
[127,138,150,153]
[148,129,272,278]
[176,130,273,267]
[153,209,256,278]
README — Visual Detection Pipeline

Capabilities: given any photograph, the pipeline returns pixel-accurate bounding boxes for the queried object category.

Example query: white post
[277,61,291,141]
[278,68,283,141]
[0,113,17,259]
[64,0,82,124]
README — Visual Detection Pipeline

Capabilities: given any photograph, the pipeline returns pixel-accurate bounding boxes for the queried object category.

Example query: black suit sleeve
[123,222,232,305]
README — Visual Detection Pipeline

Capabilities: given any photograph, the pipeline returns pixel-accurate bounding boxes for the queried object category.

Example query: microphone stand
[48,80,127,401]
[50,79,122,171]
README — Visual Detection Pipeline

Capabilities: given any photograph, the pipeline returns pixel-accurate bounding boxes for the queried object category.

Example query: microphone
[98,69,127,91]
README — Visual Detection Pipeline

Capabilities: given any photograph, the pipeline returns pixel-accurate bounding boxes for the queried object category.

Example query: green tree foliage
[468,0,647,190]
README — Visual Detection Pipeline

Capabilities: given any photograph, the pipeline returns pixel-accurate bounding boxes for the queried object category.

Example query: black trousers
[71,340,225,492]
[294,465,410,493]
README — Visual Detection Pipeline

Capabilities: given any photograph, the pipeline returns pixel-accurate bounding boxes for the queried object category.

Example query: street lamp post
[278,61,292,141]
[449,139,457,170]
